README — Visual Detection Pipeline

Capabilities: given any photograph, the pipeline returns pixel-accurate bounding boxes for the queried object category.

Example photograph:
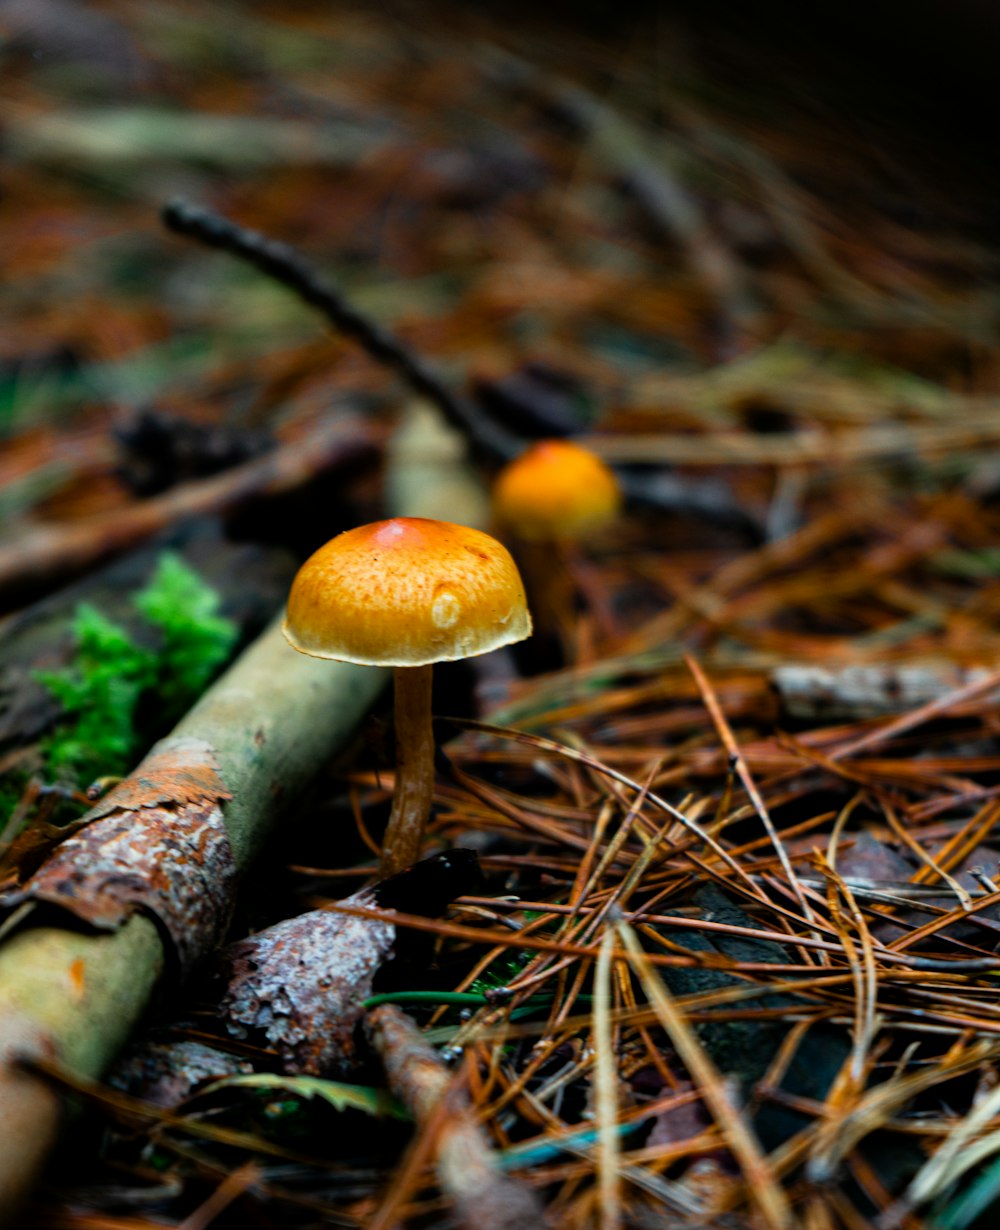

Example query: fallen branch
[366,1004,543,1229]
[0,612,386,1218]
[163,201,762,539]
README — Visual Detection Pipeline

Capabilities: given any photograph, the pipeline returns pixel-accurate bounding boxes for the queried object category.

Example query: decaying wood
[366,1004,543,1230]
[215,847,481,1075]
[2,738,236,976]
[161,202,763,547]
[0,614,384,1221]
[106,848,480,1105]
[13,7,1000,1225]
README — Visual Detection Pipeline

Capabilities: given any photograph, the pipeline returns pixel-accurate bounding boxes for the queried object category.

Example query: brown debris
[2,737,236,976]
[216,888,395,1075]
[0,412,378,599]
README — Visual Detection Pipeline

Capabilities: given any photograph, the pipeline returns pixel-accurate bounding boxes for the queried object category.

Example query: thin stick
[162,199,519,463]
[0,413,376,597]
[686,653,817,928]
[366,1005,542,1229]
[593,922,622,1230]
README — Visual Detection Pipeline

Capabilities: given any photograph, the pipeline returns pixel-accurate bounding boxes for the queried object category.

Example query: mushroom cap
[283,517,532,667]
[493,440,622,541]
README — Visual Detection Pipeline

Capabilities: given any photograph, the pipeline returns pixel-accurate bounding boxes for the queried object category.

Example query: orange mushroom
[493,439,622,542]
[493,440,621,654]
[283,517,531,876]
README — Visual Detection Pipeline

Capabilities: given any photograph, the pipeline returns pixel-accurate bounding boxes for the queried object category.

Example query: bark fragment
[217,887,395,1075]
[83,735,232,819]
[109,1038,252,1107]
[214,851,484,1072]
[114,850,480,1092]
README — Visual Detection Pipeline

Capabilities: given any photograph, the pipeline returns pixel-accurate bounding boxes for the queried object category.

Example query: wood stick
[366,1004,542,1230]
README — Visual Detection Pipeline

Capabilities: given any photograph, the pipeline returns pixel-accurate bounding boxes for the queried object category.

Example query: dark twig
[161,200,520,463]
[161,201,762,537]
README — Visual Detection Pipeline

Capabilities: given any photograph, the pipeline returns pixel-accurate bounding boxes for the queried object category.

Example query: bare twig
[162,199,520,463]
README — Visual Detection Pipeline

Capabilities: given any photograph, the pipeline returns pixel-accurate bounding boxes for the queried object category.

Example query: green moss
[35,603,152,783]
[33,552,239,789]
[135,551,240,715]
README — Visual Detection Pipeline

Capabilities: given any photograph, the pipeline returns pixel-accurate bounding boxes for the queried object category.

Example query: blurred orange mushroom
[493,440,621,656]
[493,439,622,542]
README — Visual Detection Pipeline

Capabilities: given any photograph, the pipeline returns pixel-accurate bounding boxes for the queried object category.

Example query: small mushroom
[493,440,621,654]
[283,517,532,876]
[493,439,622,542]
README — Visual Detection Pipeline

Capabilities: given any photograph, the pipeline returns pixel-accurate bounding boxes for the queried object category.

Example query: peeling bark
[82,735,232,819]
[3,739,236,976]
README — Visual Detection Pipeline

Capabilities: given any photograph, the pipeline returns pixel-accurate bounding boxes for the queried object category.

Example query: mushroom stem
[516,538,575,658]
[381,664,435,876]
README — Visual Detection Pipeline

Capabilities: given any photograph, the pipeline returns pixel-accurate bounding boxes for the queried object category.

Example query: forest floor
[4,3,1000,1228]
